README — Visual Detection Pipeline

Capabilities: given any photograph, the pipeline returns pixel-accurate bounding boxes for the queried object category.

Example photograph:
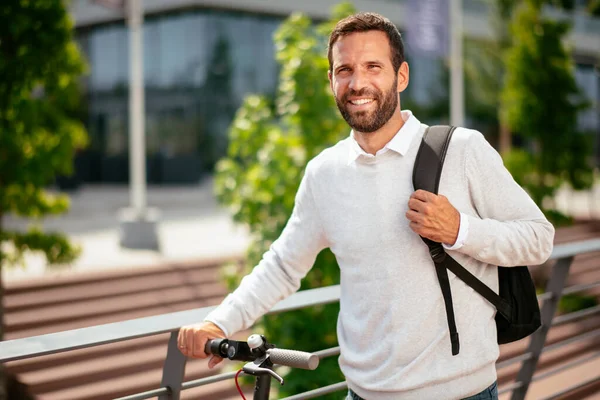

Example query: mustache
[342,88,380,103]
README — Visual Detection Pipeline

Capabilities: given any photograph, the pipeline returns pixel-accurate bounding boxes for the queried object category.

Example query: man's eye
[368,64,380,69]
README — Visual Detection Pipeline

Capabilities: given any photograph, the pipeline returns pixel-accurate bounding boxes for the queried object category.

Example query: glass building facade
[75,10,282,183]
[72,6,600,184]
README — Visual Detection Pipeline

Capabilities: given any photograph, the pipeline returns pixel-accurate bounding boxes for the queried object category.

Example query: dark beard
[335,78,399,133]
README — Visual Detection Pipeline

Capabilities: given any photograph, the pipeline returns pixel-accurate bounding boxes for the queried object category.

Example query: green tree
[489,0,520,153]
[546,0,600,15]
[399,0,520,147]
[590,0,600,15]
[214,3,355,398]
[438,0,518,150]
[454,0,594,153]
[500,0,594,225]
[0,0,87,396]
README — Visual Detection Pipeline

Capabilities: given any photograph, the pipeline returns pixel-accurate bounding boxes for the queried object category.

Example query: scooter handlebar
[266,348,319,370]
[204,339,319,370]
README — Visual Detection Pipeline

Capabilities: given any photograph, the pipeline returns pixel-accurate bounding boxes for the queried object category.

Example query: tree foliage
[0,0,87,271]
[0,2,87,398]
[214,3,356,397]
[500,0,594,225]
[547,0,600,15]
[400,0,520,142]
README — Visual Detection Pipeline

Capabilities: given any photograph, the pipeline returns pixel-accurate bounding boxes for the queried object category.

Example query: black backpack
[412,125,542,355]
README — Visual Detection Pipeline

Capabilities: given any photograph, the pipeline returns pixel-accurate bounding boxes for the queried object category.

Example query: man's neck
[353,110,405,155]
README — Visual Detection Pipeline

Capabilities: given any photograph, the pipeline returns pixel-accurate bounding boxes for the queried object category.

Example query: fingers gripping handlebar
[205,334,319,398]
[205,335,319,370]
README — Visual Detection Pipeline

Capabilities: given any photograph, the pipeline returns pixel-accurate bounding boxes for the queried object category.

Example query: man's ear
[397,61,409,93]
[328,70,333,92]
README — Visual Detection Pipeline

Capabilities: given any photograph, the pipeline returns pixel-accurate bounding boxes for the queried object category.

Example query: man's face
[328,31,407,133]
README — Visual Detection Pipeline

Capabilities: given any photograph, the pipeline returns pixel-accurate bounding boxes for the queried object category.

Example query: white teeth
[350,99,374,105]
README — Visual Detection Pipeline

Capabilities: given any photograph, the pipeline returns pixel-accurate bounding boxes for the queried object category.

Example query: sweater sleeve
[204,164,328,336]
[453,131,555,267]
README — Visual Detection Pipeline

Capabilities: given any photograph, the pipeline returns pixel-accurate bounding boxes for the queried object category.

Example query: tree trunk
[499,122,512,155]
[0,283,6,400]
[495,0,516,156]
[0,210,6,400]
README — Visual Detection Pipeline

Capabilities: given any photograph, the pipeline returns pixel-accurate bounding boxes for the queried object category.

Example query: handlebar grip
[267,348,319,370]
[205,339,227,357]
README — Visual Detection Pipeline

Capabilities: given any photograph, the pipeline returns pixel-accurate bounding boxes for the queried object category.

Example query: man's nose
[348,71,367,92]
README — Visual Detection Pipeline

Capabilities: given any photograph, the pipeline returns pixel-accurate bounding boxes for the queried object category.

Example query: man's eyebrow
[334,63,351,71]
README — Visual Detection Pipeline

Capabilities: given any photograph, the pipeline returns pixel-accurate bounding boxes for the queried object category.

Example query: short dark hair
[327,12,405,73]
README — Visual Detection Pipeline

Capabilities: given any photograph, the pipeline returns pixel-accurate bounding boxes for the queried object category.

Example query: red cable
[235,369,247,400]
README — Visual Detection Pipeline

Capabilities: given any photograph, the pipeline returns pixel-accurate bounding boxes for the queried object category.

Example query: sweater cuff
[455,214,489,261]
[203,318,230,338]
[443,212,469,250]
[203,304,243,338]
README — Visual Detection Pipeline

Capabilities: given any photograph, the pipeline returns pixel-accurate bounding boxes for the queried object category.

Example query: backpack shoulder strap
[412,125,456,194]
[413,125,461,355]
[412,125,512,356]
[413,125,511,316]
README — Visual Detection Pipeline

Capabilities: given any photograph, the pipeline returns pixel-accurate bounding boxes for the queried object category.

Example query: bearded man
[177,12,554,400]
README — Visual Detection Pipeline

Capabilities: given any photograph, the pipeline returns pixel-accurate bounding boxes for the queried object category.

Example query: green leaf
[1,227,81,267]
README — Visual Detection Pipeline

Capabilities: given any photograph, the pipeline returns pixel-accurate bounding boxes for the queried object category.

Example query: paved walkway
[2,176,250,282]
[3,175,599,283]
[554,178,600,221]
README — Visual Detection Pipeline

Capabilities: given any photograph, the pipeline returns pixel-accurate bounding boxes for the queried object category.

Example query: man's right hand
[177,321,226,368]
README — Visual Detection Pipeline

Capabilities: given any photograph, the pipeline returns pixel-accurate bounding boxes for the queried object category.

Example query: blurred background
[40,0,600,185]
[1,0,600,399]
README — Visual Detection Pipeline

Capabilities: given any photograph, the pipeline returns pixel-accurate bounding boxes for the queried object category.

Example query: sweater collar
[347,110,421,165]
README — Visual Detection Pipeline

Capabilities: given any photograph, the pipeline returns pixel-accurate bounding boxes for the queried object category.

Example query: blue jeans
[346,381,498,400]
[462,381,498,400]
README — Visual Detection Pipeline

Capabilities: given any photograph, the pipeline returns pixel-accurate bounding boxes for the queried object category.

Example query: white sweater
[205,112,555,399]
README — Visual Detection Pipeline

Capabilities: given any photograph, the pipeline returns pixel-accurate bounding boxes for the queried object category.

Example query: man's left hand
[406,190,460,245]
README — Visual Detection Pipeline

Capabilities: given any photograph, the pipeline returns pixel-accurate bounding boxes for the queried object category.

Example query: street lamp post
[449,0,464,127]
[118,0,159,250]
[406,0,463,126]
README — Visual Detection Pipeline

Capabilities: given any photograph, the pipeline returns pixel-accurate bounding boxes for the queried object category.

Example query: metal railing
[1,238,600,400]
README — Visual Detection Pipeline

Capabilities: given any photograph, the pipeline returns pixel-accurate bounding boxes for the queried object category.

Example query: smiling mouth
[348,98,375,106]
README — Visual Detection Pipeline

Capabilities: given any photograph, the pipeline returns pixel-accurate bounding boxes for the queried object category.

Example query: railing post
[510,256,574,400]
[159,330,187,400]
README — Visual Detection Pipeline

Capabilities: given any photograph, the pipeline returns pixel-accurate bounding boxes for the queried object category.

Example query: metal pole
[159,331,187,400]
[449,0,464,127]
[119,0,159,250]
[128,0,146,215]
[510,257,575,400]
[254,374,271,400]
